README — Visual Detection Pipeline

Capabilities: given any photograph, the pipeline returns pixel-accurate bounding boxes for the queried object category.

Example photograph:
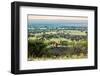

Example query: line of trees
[28,39,88,59]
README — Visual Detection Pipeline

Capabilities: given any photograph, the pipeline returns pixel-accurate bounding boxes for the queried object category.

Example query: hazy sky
[28,15,88,24]
[28,15,88,20]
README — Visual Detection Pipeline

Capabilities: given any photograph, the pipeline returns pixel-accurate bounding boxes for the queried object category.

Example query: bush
[28,39,48,57]
[60,40,68,46]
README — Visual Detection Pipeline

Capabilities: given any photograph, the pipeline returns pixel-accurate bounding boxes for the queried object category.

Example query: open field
[28,29,88,61]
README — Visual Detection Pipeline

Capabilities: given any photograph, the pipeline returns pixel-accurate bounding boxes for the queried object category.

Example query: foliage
[28,29,88,60]
[28,39,48,57]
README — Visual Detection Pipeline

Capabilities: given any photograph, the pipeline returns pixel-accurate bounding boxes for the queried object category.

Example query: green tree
[60,40,68,46]
[28,39,48,58]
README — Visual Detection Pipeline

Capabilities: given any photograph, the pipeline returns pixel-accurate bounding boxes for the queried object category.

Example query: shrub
[28,39,48,57]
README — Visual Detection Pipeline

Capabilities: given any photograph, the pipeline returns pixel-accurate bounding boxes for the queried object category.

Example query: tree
[60,40,68,46]
[72,40,88,55]
[28,39,48,58]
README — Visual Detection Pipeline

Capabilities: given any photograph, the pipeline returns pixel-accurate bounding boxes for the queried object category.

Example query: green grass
[32,30,87,36]
[28,54,87,61]
[28,29,88,61]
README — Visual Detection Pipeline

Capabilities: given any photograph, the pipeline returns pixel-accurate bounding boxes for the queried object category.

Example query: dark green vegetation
[28,28,88,61]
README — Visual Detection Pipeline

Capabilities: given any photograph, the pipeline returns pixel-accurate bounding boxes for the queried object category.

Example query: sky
[27,15,88,28]
[28,15,88,20]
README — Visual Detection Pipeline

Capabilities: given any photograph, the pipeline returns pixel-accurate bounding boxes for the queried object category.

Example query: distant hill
[28,19,88,30]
